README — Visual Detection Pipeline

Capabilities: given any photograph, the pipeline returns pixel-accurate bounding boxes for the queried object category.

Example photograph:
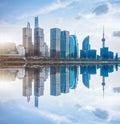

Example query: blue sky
[0,0,120,54]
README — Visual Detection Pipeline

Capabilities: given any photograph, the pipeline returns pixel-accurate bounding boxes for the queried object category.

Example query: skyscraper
[23,22,33,57]
[80,36,96,59]
[69,35,78,58]
[34,16,44,56]
[60,31,69,58]
[50,28,61,58]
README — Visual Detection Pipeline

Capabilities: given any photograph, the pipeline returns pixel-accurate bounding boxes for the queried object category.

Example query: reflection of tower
[60,66,69,93]
[34,68,44,108]
[100,65,114,98]
[23,68,33,102]
[102,76,105,98]
[50,66,60,96]
[101,26,105,48]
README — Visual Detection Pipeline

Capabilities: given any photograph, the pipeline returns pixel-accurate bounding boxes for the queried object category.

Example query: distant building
[50,28,61,58]
[23,22,33,57]
[16,45,25,56]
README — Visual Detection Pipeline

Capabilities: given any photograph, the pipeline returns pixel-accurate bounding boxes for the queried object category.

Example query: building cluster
[23,17,49,57]
[50,28,79,59]
[50,27,119,60]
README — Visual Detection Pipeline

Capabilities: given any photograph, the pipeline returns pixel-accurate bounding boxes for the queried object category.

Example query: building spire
[102,26,105,48]
[35,16,39,28]
[27,22,30,28]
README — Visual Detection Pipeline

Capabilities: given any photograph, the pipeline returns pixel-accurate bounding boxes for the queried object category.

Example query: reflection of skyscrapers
[60,66,69,93]
[23,68,33,102]
[80,65,97,88]
[50,66,61,96]
[69,66,77,89]
[34,68,45,107]
[23,22,33,57]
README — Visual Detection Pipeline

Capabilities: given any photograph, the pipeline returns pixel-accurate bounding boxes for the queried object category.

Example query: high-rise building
[50,28,61,58]
[60,31,69,58]
[69,35,76,58]
[80,36,96,59]
[34,17,44,56]
[23,22,33,57]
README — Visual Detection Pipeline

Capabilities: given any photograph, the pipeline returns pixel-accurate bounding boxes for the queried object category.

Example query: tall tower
[101,26,105,48]
[23,22,33,57]
[34,16,44,57]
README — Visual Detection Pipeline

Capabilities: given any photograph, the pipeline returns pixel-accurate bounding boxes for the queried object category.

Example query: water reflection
[0,64,120,124]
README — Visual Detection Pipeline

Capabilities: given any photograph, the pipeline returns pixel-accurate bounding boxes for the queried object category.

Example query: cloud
[92,108,109,120]
[75,15,82,20]
[92,4,109,16]
[113,31,120,37]
[19,0,79,20]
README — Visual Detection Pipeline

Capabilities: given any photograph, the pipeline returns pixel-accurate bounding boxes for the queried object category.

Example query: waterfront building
[60,31,69,58]
[23,22,33,57]
[50,28,61,58]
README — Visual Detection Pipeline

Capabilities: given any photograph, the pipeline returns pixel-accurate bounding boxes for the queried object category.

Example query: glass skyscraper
[50,28,61,58]
[60,31,69,58]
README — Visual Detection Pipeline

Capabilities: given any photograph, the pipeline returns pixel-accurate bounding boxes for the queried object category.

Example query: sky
[0,0,120,54]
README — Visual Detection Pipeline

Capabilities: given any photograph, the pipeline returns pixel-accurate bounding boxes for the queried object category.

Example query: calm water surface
[0,64,120,124]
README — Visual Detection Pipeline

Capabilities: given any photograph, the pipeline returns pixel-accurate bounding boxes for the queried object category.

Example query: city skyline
[0,0,120,54]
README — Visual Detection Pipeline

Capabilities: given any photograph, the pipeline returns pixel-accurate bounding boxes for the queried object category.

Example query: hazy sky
[0,0,120,54]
